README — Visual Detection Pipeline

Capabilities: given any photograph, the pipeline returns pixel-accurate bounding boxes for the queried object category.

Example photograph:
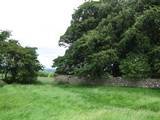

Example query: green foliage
[0,31,42,84]
[74,49,119,78]
[38,71,49,77]
[59,1,100,46]
[120,54,151,79]
[38,71,54,78]
[53,0,160,80]
[149,46,160,78]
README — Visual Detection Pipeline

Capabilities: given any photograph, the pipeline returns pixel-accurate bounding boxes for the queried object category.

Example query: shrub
[149,46,160,78]
[38,71,49,77]
[120,54,151,80]
[38,71,54,78]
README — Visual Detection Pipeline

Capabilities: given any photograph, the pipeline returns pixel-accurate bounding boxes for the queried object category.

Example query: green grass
[0,77,160,120]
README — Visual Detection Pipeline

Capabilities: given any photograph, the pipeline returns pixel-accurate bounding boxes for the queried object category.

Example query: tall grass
[0,77,159,120]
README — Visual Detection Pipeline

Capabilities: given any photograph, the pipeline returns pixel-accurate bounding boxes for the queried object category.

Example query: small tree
[0,31,42,84]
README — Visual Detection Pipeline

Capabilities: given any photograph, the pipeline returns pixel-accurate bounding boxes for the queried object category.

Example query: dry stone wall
[54,75,160,88]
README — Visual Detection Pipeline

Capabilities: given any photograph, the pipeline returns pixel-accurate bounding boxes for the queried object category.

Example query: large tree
[53,0,160,80]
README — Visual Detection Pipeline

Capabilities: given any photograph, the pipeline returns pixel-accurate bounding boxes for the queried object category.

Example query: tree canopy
[53,0,160,80]
[0,31,42,84]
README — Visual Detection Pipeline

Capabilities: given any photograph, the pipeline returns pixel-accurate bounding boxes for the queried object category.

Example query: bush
[149,46,160,78]
[120,54,151,80]
[38,71,49,77]
[38,71,54,78]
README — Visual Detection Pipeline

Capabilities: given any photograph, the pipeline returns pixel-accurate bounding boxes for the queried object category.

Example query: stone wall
[102,77,160,88]
[54,75,87,85]
[54,75,160,88]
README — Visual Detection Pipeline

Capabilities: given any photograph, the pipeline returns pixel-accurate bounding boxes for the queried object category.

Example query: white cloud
[0,0,84,68]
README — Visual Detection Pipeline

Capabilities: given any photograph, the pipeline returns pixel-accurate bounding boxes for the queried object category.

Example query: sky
[0,0,85,68]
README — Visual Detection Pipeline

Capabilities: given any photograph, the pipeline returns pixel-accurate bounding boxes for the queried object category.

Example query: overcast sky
[0,0,85,68]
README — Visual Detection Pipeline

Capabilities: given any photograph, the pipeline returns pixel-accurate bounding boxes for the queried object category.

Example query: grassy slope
[0,77,160,120]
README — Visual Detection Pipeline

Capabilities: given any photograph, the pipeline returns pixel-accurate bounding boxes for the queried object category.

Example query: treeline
[53,0,160,80]
[0,31,42,84]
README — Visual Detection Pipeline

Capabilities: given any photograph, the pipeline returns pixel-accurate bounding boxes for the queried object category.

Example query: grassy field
[0,77,160,120]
